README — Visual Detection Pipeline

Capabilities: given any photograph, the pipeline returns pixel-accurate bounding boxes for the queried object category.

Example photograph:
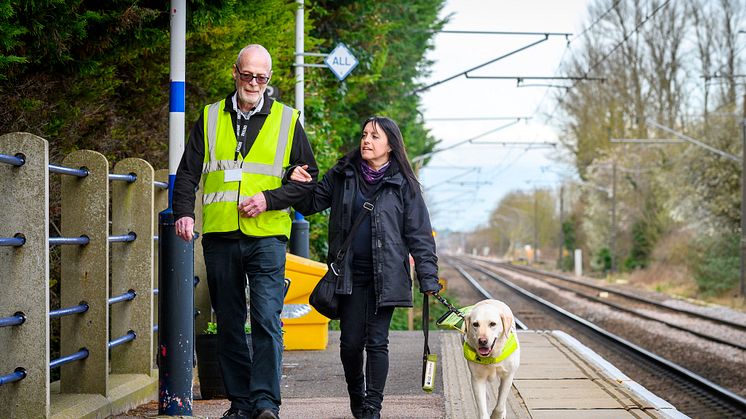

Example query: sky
[418,0,590,232]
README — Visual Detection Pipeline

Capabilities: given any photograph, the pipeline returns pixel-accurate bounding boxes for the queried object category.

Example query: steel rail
[109,173,137,182]
[496,261,746,331]
[0,236,25,246]
[0,312,26,327]
[0,368,27,386]
[49,303,89,319]
[49,164,88,177]
[49,236,90,246]
[3,153,173,188]
[0,153,25,166]
[50,348,89,369]
[108,232,137,243]
[489,262,746,350]
[108,290,136,305]
[108,331,136,349]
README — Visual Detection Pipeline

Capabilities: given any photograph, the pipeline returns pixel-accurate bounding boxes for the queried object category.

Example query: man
[173,44,318,419]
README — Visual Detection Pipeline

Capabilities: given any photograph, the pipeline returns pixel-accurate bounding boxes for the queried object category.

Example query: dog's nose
[478,337,488,346]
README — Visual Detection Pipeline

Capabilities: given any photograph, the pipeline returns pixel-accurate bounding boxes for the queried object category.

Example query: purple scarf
[359,160,390,184]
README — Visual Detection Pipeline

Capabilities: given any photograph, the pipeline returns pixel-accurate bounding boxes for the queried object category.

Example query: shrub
[390,289,458,331]
[690,233,739,296]
[204,321,251,334]
[560,220,576,271]
[591,247,612,273]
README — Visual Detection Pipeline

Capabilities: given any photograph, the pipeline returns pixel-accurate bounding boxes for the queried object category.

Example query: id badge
[224,168,242,182]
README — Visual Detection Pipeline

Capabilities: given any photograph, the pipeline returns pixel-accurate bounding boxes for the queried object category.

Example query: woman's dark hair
[356,116,421,192]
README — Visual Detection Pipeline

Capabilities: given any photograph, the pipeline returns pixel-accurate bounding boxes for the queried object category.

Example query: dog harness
[463,331,518,365]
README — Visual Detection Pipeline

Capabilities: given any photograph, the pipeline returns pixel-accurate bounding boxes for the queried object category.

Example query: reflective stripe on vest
[204,103,293,179]
[200,99,296,236]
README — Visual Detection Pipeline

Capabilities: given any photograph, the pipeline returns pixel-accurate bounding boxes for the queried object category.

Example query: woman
[289,116,440,419]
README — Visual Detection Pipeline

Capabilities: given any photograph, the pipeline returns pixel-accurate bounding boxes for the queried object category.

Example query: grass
[327,289,461,331]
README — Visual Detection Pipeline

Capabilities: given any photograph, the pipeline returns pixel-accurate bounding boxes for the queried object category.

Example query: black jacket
[294,153,440,308]
[173,92,318,228]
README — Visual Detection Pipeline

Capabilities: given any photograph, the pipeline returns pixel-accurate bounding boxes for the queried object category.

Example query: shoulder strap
[331,187,385,271]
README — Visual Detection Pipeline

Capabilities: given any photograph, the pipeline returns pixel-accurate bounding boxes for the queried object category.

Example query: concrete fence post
[111,158,155,376]
[60,150,110,396]
[574,249,583,278]
[0,132,50,418]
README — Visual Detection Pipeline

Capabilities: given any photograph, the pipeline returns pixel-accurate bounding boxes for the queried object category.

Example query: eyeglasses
[235,67,270,84]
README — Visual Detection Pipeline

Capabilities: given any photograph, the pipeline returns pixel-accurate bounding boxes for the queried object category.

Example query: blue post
[158,210,194,415]
[158,0,192,415]
[289,210,309,258]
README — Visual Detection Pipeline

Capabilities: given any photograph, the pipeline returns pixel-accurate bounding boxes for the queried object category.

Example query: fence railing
[0,132,211,418]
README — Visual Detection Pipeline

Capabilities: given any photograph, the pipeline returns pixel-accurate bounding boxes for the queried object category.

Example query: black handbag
[309,190,382,320]
[309,269,340,319]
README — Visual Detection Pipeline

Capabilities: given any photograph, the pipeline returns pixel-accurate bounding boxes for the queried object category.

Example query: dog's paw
[490,408,506,419]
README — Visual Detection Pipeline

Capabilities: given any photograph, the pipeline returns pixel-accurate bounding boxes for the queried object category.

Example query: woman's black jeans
[338,270,395,414]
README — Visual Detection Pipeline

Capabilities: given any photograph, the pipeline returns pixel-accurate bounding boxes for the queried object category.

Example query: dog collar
[463,331,518,365]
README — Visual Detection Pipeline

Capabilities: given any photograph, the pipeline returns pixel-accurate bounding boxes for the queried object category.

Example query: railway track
[443,255,746,419]
[481,259,746,351]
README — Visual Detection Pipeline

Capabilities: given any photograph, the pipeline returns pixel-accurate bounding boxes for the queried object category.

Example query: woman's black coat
[293,155,440,308]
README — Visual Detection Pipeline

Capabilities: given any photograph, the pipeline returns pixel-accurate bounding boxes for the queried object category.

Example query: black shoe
[223,407,252,418]
[361,407,381,419]
[253,408,280,419]
[350,394,365,418]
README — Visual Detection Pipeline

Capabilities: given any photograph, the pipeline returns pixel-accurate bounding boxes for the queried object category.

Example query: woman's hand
[289,164,312,183]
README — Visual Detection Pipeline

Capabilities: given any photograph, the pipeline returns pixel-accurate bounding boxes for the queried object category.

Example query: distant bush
[690,233,739,296]
[560,220,576,271]
[591,247,612,273]
[624,220,652,271]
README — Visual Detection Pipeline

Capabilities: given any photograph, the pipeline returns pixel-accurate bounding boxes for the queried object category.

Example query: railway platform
[119,329,685,418]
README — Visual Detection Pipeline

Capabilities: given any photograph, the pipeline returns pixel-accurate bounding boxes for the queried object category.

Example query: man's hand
[238,192,268,218]
[175,216,195,241]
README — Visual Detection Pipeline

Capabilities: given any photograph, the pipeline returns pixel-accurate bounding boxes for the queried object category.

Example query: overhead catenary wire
[437,30,572,37]
[422,2,670,230]
[412,118,524,164]
[544,0,673,123]
[426,116,531,122]
[568,0,623,44]
[531,0,623,118]
[413,34,563,94]
[424,167,481,191]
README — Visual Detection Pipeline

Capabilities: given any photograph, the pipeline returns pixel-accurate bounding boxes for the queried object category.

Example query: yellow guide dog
[463,299,520,419]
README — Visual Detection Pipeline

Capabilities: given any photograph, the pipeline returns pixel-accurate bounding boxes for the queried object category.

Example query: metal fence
[0,132,210,418]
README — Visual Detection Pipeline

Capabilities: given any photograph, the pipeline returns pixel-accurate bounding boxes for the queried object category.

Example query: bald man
[174,44,318,419]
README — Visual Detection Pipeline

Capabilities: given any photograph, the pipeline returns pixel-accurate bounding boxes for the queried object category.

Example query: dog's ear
[462,312,470,334]
[500,312,513,339]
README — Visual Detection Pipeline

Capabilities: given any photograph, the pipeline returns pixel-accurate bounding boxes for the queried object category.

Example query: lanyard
[235,114,249,161]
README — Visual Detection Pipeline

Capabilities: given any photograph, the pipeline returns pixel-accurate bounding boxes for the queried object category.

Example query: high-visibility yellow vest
[201,99,298,237]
